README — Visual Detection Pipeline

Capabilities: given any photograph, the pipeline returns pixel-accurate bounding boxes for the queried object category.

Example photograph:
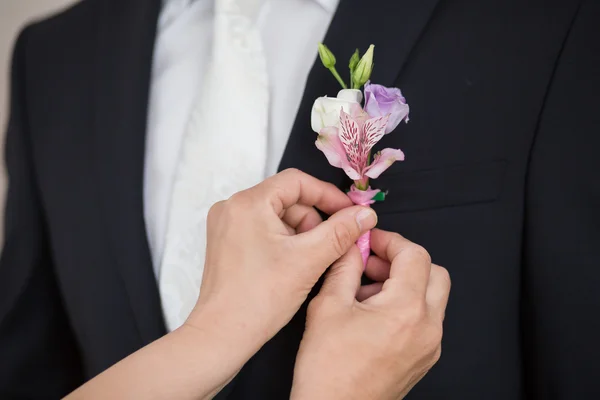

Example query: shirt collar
[162,0,191,6]
[161,0,194,13]
[162,0,339,14]
[313,0,339,13]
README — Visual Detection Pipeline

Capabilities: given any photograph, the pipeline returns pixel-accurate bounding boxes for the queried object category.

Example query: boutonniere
[312,43,410,267]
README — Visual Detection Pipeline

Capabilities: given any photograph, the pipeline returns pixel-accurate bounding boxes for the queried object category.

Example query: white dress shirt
[144,0,339,275]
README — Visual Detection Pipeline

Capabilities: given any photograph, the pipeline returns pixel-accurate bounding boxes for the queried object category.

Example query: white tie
[159,0,269,332]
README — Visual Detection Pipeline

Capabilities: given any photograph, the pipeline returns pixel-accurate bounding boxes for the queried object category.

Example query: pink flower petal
[349,103,367,119]
[342,165,362,181]
[339,110,361,168]
[315,126,345,168]
[349,104,370,132]
[315,126,362,180]
[347,185,380,206]
[362,115,389,153]
[364,148,405,179]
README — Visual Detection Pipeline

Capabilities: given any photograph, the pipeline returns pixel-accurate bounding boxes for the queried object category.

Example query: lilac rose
[363,81,410,134]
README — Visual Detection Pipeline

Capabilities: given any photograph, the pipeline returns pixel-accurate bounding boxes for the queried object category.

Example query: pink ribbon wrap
[347,185,380,269]
[355,229,371,269]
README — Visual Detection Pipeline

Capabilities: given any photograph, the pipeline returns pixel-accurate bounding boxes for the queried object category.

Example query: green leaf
[371,192,386,202]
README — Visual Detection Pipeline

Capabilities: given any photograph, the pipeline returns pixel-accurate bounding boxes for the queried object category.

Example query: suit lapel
[279,0,441,184]
[93,0,166,344]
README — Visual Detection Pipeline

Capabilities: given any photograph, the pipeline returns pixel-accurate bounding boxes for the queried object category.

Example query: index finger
[257,168,353,216]
[370,229,432,297]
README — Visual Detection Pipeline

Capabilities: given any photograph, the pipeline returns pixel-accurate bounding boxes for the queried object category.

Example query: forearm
[65,310,262,400]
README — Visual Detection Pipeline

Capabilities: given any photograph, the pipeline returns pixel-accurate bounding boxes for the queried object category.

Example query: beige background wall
[0,0,78,244]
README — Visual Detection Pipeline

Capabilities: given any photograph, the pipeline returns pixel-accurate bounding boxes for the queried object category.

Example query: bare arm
[65,169,376,399]
[65,313,259,400]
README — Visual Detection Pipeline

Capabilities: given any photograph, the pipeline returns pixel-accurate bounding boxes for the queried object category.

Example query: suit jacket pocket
[371,160,507,214]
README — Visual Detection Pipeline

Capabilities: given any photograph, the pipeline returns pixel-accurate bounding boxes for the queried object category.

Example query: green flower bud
[349,49,360,76]
[352,44,375,89]
[318,43,336,69]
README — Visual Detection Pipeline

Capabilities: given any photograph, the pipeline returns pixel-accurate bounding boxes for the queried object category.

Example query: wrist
[185,302,269,363]
[291,384,361,400]
[176,324,244,391]
[291,361,362,400]
[291,383,355,400]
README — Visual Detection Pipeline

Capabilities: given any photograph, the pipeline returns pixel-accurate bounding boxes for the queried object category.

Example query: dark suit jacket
[1,0,598,398]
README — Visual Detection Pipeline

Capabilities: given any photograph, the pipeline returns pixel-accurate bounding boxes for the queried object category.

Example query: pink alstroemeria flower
[315,104,405,183]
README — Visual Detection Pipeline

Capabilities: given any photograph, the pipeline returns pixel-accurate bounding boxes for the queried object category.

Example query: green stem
[329,67,348,89]
[354,152,372,190]
[354,177,369,191]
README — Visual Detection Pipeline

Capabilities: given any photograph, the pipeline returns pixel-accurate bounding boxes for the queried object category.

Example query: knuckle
[270,184,287,206]
[228,191,255,212]
[405,244,432,264]
[428,322,444,345]
[219,201,243,223]
[384,232,404,251]
[281,168,303,180]
[415,348,442,374]
[425,325,444,364]
[227,191,245,205]
[389,232,404,241]
[387,232,404,247]
[207,201,227,226]
[206,203,223,227]
[431,265,452,294]
[208,201,225,218]
[331,223,354,257]
[435,265,451,289]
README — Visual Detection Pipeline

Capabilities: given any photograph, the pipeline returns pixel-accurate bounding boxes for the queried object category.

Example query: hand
[187,169,378,357]
[291,229,451,400]
[65,169,378,400]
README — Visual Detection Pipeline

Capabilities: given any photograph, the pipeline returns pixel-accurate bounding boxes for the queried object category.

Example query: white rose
[310,89,363,133]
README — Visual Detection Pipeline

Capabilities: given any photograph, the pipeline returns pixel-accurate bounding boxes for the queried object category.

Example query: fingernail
[356,208,377,230]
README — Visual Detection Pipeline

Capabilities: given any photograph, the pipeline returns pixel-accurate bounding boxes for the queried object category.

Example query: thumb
[319,245,363,302]
[294,205,377,271]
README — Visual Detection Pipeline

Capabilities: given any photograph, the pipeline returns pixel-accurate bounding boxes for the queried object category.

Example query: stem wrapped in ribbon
[312,44,410,268]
